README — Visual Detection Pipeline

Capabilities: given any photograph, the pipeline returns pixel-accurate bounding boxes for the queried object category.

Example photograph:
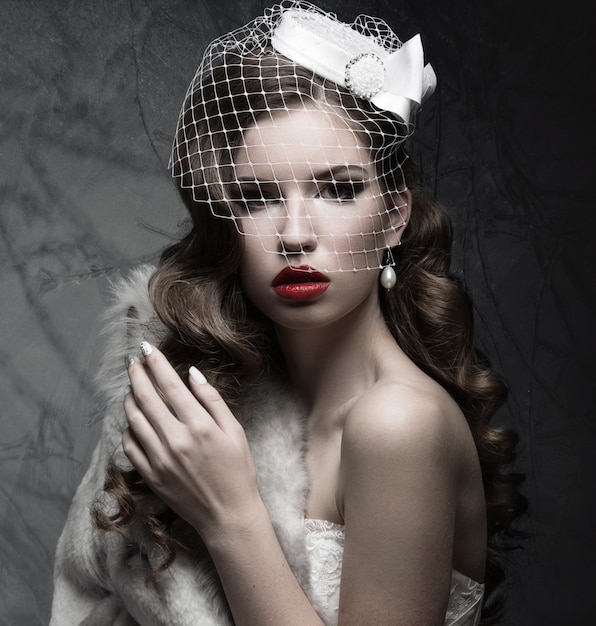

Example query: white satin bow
[271,9,436,125]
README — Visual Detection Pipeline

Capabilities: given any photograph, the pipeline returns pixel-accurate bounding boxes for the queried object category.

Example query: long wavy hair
[94,51,525,623]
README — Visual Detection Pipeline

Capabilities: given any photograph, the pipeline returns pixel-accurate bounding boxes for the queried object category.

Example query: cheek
[328,204,393,262]
[236,206,390,273]
[238,238,272,298]
[330,216,387,271]
[236,217,285,255]
[238,225,279,266]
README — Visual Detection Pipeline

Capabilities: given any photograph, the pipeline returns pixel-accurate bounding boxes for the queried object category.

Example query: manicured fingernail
[125,355,136,369]
[189,366,207,385]
[140,341,153,357]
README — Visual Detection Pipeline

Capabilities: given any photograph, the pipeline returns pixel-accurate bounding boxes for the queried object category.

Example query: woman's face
[229,105,409,330]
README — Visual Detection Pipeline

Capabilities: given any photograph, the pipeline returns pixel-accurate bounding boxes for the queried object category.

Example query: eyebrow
[235,164,372,183]
[319,165,371,180]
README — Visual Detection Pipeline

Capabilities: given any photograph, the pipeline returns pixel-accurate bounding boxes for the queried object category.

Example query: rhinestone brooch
[344,53,386,99]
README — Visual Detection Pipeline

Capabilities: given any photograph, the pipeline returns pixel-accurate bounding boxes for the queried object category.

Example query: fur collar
[51,265,314,625]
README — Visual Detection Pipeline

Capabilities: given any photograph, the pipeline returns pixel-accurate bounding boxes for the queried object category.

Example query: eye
[319,180,367,202]
[233,183,282,213]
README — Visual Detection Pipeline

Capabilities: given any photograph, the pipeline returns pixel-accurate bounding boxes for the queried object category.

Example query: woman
[51,3,523,624]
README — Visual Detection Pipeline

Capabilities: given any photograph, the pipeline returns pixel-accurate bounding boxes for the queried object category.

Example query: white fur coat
[50,265,315,625]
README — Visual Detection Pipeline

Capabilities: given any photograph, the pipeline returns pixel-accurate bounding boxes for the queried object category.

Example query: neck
[274,292,395,420]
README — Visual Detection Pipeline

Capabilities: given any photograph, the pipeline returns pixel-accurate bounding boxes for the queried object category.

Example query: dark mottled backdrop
[1,1,594,624]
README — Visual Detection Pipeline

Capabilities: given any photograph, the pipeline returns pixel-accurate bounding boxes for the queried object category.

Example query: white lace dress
[304,519,484,626]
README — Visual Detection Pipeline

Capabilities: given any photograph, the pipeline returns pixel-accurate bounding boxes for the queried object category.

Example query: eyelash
[234,187,281,212]
[234,181,367,212]
[320,181,366,201]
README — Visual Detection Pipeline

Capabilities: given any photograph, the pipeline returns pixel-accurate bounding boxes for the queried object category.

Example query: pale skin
[123,106,487,624]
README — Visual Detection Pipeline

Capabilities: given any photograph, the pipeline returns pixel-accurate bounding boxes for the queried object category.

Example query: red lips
[272,265,330,300]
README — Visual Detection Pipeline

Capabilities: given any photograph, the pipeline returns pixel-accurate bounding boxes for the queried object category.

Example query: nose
[278,195,317,255]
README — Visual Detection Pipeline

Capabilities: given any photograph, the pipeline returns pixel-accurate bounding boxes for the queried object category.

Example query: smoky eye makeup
[229,181,283,213]
[226,161,375,212]
[319,180,367,201]
[315,165,372,202]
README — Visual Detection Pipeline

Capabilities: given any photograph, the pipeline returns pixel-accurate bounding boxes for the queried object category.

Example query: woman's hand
[122,341,261,541]
[123,342,322,625]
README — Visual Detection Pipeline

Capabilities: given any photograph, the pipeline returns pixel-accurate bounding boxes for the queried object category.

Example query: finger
[188,366,242,435]
[123,391,164,456]
[127,349,190,438]
[121,426,153,479]
[139,342,212,427]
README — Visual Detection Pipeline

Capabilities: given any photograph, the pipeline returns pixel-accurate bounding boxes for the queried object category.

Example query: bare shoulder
[336,374,477,620]
[341,376,468,466]
[336,365,486,612]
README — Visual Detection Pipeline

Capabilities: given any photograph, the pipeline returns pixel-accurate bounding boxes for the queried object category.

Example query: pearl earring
[380,248,397,290]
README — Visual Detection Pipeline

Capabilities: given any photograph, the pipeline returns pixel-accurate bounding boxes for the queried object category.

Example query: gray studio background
[1,1,594,624]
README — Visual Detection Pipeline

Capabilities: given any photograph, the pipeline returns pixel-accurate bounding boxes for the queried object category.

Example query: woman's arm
[125,344,466,625]
[337,385,462,624]
[124,344,324,625]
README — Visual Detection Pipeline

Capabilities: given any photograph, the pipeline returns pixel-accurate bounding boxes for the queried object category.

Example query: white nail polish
[189,366,207,385]
[140,341,153,357]
[125,355,136,369]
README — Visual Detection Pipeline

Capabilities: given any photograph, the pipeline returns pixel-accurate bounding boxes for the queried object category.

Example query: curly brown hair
[93,51,525,623]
